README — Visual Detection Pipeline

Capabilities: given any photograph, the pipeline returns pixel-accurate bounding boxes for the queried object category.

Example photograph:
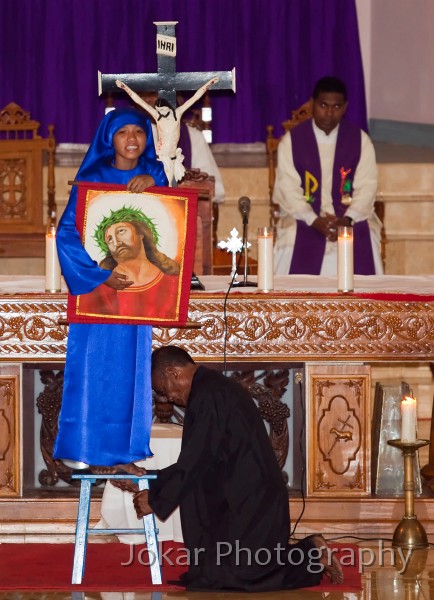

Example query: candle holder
[387,439,430,549]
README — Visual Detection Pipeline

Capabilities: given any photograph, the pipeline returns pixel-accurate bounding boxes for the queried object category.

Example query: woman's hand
[104,271,133,290]
[127,175,155,193]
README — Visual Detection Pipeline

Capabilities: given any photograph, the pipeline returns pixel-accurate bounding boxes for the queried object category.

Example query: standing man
[273,76,383,276]
[131,345,343,591]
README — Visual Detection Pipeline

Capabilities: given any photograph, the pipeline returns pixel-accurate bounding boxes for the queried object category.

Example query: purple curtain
[0,0,366,144]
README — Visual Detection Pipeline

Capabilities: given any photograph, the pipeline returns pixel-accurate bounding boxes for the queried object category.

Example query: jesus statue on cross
[116,76,219,186]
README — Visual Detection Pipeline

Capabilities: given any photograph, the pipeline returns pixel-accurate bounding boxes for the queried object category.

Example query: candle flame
[402,396,416,404]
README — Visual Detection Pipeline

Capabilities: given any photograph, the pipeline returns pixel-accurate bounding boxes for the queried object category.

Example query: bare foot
[89,462,147,476]
[311,535,344,584]
[89,465,117,475]
[115,462,147,476]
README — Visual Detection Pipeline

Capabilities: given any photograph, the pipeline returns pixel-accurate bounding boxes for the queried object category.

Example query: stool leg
[72,478,93,584]
[139,478,162,585]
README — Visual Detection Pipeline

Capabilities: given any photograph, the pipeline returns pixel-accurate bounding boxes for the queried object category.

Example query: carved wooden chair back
[178,168,216,275]
[266,99,313,228]
[0,102,56,257]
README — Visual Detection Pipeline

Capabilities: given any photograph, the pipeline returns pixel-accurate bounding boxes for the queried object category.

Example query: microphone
[234,196,256,288]
[238,196,251,222]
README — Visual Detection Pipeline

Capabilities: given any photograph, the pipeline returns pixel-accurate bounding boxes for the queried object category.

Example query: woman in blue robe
[54,108,167,467]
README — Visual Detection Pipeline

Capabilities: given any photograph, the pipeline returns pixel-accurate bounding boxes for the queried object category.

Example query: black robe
[149,366,323,591]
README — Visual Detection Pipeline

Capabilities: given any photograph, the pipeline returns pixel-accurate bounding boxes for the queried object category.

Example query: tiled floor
[1,539,434,599]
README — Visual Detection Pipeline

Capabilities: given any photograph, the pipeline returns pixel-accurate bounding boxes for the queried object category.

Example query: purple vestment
[289,119,375,275]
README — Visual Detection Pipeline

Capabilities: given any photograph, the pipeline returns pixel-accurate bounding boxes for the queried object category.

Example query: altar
[1,273,433,362]
[0,274,434,541]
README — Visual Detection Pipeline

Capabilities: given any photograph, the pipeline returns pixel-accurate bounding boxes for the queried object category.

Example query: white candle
[401,396,417,442]
[257,227,274,291]
[45,225,61,293]
[337,225,354,292]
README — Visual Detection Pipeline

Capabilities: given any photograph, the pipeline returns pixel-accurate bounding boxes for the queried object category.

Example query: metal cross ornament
[217,228,251,280]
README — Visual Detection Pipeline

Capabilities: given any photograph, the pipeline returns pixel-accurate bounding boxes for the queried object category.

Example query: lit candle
[401,396,417,442]
[257,227,274,291]
[45,225,61,293]
[337,225,354,292]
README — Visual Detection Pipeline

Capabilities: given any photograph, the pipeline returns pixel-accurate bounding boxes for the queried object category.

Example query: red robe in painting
[77,271,181,324]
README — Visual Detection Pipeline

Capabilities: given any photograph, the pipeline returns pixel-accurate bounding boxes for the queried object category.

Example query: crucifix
[99,21,235,109]
[98,21,236,186]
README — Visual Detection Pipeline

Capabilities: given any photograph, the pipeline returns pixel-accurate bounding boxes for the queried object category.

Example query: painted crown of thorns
[93,205,159,255]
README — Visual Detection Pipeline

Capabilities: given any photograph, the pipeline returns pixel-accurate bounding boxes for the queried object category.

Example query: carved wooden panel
[179,168,215,275]
[0,102,56,257]
[0,364,21,497]
[307,364,371,497]
[0,292,434,362]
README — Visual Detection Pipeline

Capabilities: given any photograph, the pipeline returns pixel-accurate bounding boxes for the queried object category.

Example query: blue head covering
[56,106,167,295]
[76,107,167,184]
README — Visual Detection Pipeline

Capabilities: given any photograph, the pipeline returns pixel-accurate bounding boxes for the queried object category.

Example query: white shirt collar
[312,120,339,145]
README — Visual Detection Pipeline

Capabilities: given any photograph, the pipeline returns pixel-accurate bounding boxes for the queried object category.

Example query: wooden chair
[0,102,56,257]
[265,99,386,268]
[266,99,313,228]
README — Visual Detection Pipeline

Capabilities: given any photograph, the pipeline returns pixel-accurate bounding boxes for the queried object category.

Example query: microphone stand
[233,213,257,288]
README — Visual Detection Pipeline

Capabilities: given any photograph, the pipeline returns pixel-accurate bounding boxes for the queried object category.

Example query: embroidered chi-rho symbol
[304,171,318,204]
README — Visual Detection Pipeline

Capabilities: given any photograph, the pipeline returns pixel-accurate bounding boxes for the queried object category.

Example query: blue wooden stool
[71,473,161,585]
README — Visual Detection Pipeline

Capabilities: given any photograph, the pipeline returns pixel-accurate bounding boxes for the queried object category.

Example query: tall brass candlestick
[387,439,429,549]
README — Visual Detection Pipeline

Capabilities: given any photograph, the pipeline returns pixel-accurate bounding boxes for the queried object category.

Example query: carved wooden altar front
[0,290,432,362]
[0,284,433,538]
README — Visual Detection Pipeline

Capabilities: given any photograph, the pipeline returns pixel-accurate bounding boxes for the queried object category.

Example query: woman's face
[112,124,147,169]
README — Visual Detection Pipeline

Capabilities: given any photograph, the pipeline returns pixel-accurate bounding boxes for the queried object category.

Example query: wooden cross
[98,21,236,109]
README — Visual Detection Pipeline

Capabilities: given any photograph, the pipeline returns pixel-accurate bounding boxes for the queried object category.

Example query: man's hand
[334,216,353,229]
[133,489,153,518]
[112,479,139,493]
[104,272,133,290]
[311,213,353,242]
[311,214,337,241]
[127,175,155,193]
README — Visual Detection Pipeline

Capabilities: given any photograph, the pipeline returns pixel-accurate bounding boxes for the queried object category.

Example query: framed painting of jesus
[66,182,198,327]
